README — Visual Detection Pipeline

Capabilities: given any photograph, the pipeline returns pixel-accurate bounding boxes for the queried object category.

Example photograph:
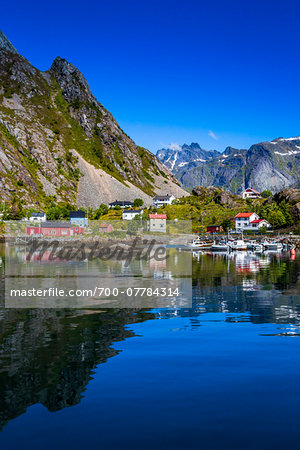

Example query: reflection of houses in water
[153,270,172,280]
[193,250,272,275]
[242,279,258,291]
[149,254,167,271]
[148,247,172,279]
[232,252,262,274]
[26,250,69,263]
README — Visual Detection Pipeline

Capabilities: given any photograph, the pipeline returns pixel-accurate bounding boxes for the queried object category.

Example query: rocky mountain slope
[157,139,300,194]
[0,32,186,209]
[157,143,219,171]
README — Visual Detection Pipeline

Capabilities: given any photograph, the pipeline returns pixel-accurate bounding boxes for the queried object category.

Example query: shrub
[133,198,144,207]
[261,189,272,198]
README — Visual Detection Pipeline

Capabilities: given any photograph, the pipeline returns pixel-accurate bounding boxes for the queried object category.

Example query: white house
[153,194,175,208]
[122,209,143,221]
[23,212,47,223]
[69,211,88,227]
[235,212,259,230]
[149,213,167,232]
[235,212,271,231]
[247,218,272,230]
[242,188,262,200]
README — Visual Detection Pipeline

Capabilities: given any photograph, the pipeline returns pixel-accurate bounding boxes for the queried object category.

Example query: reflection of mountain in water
[0,308,154,431]
[0,250,299,430]
[166,252,300,327]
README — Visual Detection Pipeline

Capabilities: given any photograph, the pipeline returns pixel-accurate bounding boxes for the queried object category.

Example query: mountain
[0,32,186,209]
[157,138,300,194]
[157,143,219,171]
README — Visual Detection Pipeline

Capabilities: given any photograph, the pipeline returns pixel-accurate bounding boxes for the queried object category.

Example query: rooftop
[109,200,133,206]
[31,212,45,217]
[70,211,86,218]
[41,221,71,228]
[123,209,143,214]
[153,195,173,201]
[149,214,167,219]
[244,188,261,194]
[235,212,255,218]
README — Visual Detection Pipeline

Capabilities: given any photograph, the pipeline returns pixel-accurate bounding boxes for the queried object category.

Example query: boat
[189,237,213,250]
[211,240,229,252]
[247,240,263,252]
[262,240,283,251]
[228,239,247,251]
[252,244,263,252]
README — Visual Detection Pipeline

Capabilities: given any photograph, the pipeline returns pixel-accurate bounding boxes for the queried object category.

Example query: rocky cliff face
[0,32,186,209]
[0,31,18,54]
[157,138,300,194]
[157,142,219,171]
[269,188,300,222]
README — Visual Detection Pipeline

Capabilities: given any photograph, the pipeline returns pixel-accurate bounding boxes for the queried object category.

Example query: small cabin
[149,213,167,232]
[99,223,113,233]
[24,212,47,222]
[206,225,223,233]
[122,210,143,221]
[242,188,262,200]
[26,221,84,237]
[69,211,88,227]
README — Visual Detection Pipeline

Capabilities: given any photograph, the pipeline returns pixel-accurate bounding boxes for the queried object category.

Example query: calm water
[0,249,300,449]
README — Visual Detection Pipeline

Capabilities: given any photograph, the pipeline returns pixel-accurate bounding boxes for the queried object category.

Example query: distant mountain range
[0,31,186,209]
[156,139,300,194]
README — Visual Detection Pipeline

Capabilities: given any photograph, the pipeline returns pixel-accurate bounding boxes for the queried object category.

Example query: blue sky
[2,0,300,153]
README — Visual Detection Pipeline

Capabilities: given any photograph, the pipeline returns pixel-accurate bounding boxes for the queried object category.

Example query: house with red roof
[149,213,167,233]
[235,213,271,231]
[242,188,262,199]
[99,223,113,233]
[248,218,271,230]
[206,225,223,233]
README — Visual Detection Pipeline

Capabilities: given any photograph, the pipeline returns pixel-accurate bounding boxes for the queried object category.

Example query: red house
[26,221,84,237]
[206,225,223,233]
[99,223,113,233]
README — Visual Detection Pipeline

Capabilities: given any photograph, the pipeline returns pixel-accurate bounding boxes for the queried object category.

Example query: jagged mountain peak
[182,142,201,150]
[0,30,18,54]
[157,136,300,194]
[156,142,219,172]
[49,56,93,103]
[0,36,186,208]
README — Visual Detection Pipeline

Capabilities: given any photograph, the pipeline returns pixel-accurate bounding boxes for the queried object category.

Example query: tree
[93,203,108,219]
[278,200,293,227]
[261,190,272,198]
[127,218,140,234]
[133,198,144,207]
[221,218,233,232]
[46,203,74,220]
[267,210,286,229]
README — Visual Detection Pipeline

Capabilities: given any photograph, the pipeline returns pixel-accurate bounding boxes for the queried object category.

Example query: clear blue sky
[2,0,300,153]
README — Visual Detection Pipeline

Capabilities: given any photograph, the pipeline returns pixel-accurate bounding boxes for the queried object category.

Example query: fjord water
[0,250,300,450]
